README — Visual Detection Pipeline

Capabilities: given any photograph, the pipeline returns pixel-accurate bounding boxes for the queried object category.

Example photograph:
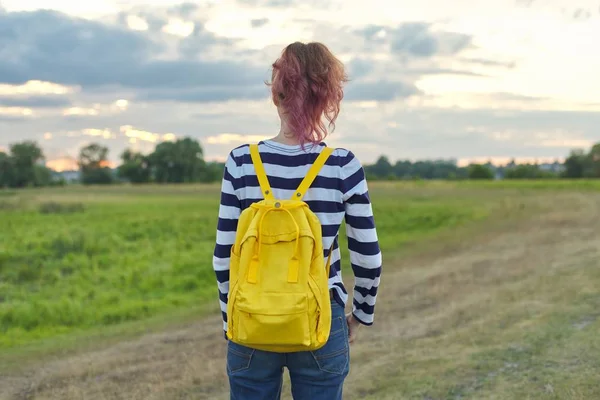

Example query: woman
[212,41,382,400]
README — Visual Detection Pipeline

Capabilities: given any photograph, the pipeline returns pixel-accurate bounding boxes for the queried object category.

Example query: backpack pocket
[233,292,311,346]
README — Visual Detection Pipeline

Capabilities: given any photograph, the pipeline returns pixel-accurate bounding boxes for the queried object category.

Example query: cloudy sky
[1,0,599,170]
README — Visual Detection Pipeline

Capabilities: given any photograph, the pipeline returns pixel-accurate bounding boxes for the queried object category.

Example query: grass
[0,185,223,349]
[342,187,600,400]
[0,182,498,351]
[1,180,600,400]
[384,178,600,190]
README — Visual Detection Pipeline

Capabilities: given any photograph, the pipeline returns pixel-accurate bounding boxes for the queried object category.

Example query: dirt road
[2,192,599,400]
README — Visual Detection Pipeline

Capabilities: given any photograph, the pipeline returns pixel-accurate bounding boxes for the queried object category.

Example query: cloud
[339,22,482,84]
[0,80,77,96]
[251,18,269,28]
[1,11,474,107]
[406,68,486,77]
[461,57,516,69]
[539,139,593,148]
[0,115,31,122]
[344,80,420,101]
[63,107,98,117]
[358,24,388,42]
[120,125,178,144]
[389,23,439,57]
[162,18,196,37]
[81,128,115,139]
[357,22,473,58]
[389,22,472,58]
[176,24,237,59]
[487,92,546,102]
[169,2,199,18]
[515,0,535,6]
[0,10,265,90]
[572,8,593,20]
[136,85,269,103]
[237,0,320,7]
[45,156,79,172]
[206,133,271,145]
[529,130,594,149]
[0,9,406,105]
[347,58,373,79]
[0,96,72,108]
[34,125,180,167]
[0,106,33,117]
[114,2,214,34]
[55,126,178,144]
[118,13,164,32]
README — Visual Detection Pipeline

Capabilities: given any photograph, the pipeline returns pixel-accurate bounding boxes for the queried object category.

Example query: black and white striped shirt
[212,140,382,334]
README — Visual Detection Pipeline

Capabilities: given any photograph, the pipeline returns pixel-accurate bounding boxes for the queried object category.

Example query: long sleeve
[340,151,382,326]
[212,153,242,334]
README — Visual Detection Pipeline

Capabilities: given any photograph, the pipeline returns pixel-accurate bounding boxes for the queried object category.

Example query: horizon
[39,150,567,173]
[1,0,599,170]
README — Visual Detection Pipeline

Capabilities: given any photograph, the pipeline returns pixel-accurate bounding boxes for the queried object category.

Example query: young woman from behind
[212,41,383,400]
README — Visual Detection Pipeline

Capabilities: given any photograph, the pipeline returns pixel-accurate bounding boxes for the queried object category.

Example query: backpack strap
[292,147,334,200]
[325,241,334,278]
[250,144,274,201]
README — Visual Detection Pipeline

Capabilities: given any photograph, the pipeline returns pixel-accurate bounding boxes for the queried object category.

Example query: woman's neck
[270,119,301,146]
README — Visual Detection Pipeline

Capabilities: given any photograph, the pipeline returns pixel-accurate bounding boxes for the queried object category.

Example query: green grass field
[1,180,600,400]
[0,181,501,349]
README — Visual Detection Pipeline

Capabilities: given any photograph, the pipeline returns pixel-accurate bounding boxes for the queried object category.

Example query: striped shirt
[212,139,382,335]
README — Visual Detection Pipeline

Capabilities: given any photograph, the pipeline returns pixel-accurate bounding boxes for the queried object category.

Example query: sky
[1,0,599,171]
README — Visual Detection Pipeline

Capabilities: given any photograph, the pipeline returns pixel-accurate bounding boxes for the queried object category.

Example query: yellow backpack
[226,144,334,353]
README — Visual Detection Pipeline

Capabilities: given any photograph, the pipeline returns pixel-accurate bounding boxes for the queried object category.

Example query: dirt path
[2,192,599,400]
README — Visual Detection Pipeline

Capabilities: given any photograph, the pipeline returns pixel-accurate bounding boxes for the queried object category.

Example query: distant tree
[0,151,14,187]
[177,137,206,182]
[411,161,433,179]
[366,156,393,179]
[201,161,226,183]
[365,158,467,181]
[454,167,469,180]
[393,160,412,179]
[79,143,114,184]
[589,142,600,178]
[468,164,494,180]
[117,149,151,183]
[33,165,53,186]
[505,164,557,179]
[562,149,591,178]
[9,140,44,188]
[148,137,206,183]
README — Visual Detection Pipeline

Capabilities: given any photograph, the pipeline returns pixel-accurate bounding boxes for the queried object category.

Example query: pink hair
[267,42,348,146]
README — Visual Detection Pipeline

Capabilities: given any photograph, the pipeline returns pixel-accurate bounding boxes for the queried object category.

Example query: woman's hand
[346,313,361,344]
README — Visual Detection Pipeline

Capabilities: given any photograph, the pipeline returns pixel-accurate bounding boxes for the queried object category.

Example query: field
[1,180,600,399]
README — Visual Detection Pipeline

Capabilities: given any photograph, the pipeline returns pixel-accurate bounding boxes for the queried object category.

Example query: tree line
[0,137,224,188]
[77,137,224,185]
[1,138,599,189]
[364,142,600,181]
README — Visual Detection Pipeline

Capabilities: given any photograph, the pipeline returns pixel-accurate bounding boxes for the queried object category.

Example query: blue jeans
[226,300,350,399]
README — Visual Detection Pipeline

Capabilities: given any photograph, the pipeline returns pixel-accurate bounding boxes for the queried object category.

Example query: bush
[0,200,20,211]
[39,202,85,215]
[468,164,495,180]
[504,165,558,179]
